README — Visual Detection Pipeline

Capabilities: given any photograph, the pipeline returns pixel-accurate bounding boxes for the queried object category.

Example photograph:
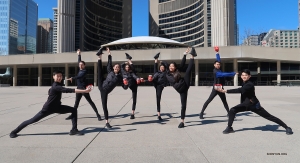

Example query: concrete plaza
[0,86,299,163]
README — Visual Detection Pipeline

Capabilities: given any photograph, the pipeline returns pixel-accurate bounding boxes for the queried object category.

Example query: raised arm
[107,54,113,74]
[216,53,221,62]
[77,49,82,63]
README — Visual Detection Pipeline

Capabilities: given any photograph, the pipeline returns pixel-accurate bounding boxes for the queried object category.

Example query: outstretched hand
[216,88,226,93]
[77,49,81,55]
[66,78,72,83]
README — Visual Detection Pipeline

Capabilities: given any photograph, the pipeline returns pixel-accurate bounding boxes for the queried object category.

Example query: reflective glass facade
[83,0,123,50]
[158,0,206,47]
[0,0,9,55]
[0,0,37,55]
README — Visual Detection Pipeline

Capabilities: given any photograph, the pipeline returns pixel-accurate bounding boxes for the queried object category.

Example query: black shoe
[125,53,132,60]
[96,47,104,56]
[130,114,135,119]
[286,127,293,135]
[65,114,72,120]
[106,123,112,128]
[97,114,102,121]
[9,132,18,138]
[154,52,160,59]
[178,122,184,128]
[190,47,197,57]
[199,113,204,119]
[223,126,235,134]
[69,129,84,136]
[158,116,163,121]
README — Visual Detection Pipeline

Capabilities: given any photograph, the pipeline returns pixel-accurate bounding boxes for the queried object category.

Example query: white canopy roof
[101,36,187,47]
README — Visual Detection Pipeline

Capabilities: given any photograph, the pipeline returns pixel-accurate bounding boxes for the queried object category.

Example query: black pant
[228,103,288,129]
[201,89,230,114]
[74,92,99,115]
[154,85,164,112]
[178,58,194,119]
[12,105,77,134]
[129,85,138,111]
[98,60,109,120]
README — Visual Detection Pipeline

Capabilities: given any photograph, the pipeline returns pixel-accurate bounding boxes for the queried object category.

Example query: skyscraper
[57,0,75,53]
[37,18,53,53]
[81,0,132,51]
[56,0,132,52]
[52,8,58,53]
[0,0,38,55]
[149,0,237,47]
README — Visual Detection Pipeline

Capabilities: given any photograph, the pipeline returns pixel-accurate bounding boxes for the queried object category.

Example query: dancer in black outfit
[165,47,197,128]
[216,69,293,135]
[9,70,91,138]
[121,53,140,119]
[199,48,237,119]
[151,52,168,120]
[65,49,101,121]
[96,47,127,128]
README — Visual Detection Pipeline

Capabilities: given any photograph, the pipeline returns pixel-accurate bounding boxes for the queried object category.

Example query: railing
[272,80,300,87]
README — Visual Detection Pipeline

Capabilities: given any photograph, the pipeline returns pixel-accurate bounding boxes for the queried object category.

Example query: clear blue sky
[35,0,299,42]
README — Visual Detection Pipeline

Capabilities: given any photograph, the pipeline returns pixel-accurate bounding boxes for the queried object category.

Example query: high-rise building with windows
[149,0,237,47]
[261,29,299,48]
[55,0,132,52]
[52,8,58,53]
[0,0,38,55]
[37,18,53,53]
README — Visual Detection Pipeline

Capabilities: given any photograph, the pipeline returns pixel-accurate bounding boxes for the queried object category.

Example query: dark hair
[241,69,251,75]
[79,61,86,65]
[214,60,221,64]
[125,63,131,71]
[53,70,63,76]
[169,62,178,69]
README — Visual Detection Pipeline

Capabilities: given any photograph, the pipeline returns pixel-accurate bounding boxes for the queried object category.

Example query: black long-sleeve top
[153,62,168,86]
[72,55,87,88]
[165,55,187,93]
[101,55,124,94]
[121,63,138,87]
[42,82,75,110]
[227,81,259,106]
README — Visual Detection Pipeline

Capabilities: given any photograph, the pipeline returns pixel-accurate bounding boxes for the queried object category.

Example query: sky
[34,0,299,43]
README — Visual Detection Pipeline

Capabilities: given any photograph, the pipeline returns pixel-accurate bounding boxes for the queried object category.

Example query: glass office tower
[0,0,37,55]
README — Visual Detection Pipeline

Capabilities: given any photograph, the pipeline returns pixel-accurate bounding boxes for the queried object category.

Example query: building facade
[149,0,237,47]
[56,0,75,53]
[81,0,132,51]
[1,46,300,87]
[52,8,58,53]
[56,0,132,52]
[0,0,38,55]
[243,33,267,46]
[261,29,299,48]
[37,18,53,53]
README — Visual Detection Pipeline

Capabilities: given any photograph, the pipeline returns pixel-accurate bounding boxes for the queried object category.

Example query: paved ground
[0,86,299,163]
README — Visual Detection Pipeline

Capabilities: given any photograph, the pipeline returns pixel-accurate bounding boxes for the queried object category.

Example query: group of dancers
[9,47,293,138]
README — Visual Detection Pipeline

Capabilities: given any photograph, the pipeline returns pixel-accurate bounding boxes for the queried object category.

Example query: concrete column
[65,63,69,86]
[233,59,238,86]
[194,59,199,86]
[13,65,17,87]
[94,62,97,86]
[38,64,42,86]
[257,62,261,82]
[28,68,31,86]
[277,61,281,85]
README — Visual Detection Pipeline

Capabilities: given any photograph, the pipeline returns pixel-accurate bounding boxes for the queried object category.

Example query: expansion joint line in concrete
[71,96,132,163]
